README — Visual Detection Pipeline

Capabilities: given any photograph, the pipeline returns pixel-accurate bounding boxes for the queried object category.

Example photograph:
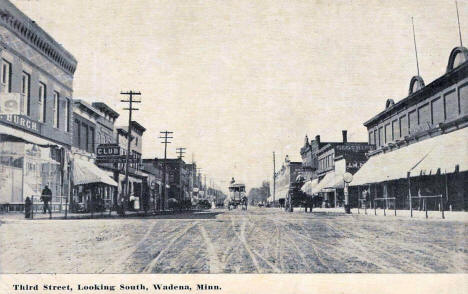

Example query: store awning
[350,127,468,186]
[410,127,468,176]
[301,179,319,195]
[0,124,56,147]
[315,172,345,192]
[73,158,118,186]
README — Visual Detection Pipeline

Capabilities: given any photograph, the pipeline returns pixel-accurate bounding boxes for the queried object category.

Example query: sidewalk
[0,209,199,222]
[296,207,468,222]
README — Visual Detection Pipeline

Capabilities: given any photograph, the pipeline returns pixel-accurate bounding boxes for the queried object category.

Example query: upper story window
[38,83,46,122]
[1,59,11,93]
[135,137,138,146]
[53,91,59,128]
[65,99,70,132]
[21,72,30,116]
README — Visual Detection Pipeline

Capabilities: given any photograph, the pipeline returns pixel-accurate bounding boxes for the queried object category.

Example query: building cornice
[364,58,468,127]
[0,1,77,75]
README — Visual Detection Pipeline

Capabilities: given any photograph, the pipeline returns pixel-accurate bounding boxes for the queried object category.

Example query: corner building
[351,46,468,211]
[0,0,77,211]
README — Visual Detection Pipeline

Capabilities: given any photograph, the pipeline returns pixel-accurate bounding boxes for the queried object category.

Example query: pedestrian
[40,185,52,215]
[24,196,32,219]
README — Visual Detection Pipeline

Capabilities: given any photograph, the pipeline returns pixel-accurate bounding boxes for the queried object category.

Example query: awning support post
[408,172,412,218]
[357,185,361,214]
[441,194,445,219]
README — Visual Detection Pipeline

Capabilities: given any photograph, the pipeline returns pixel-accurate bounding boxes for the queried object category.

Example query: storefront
[0,124,68,212]
[351,127,468,210]
[71,157,118,213]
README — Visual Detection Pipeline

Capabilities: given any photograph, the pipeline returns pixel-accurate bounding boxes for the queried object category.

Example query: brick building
[269,155,302,206]
[0,0,76,210]
[351,46,468,210]
[70,100,117,213]
[312,130,373,207]
[115,121,146,209]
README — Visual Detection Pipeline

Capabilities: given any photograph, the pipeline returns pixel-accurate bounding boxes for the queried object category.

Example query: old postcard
[0,0,467,293]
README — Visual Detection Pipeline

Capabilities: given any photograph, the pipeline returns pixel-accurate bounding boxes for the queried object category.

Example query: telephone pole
[176,147,186,159]
[273,151,276,206]
[121,90,141,213]
[176,147,186,201]
[159,131,173,210]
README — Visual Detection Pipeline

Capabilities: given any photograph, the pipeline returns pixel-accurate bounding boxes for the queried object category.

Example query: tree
[247,181,270,204]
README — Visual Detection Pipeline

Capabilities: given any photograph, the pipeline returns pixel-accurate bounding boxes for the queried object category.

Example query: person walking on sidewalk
[41,185,52,216]
[24,197,32,219]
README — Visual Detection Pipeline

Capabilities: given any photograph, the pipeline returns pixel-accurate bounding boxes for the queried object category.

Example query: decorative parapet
[0,1,77,76]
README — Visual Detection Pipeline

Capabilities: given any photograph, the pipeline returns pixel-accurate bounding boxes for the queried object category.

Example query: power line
[176,147,186,159]
[159,131,173,211]
[120,90,141,214]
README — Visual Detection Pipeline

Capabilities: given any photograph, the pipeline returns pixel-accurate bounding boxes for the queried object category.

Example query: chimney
[342,130,348,143]
[315,135,320,146]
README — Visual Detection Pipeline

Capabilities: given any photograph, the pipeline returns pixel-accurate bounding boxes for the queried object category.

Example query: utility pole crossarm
[160,130,173,211]
[120,90,142,215]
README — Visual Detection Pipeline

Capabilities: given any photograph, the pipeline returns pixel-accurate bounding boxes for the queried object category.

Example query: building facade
[70,99,117,213]
[351,46,468,211]
[115,121,146,210]
[314,130,373,207]
[141,158,169,211]
[0,0,76,211]
[271,155,302,206]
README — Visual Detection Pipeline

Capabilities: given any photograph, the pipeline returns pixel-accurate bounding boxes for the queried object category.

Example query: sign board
[0,114,41,134]
[343,172,353,183]
[0,93,21,114]
[95,155,140,164]
[96,144,121,158]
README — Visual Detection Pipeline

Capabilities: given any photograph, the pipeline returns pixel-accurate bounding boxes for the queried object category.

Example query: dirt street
[0,207,466,273]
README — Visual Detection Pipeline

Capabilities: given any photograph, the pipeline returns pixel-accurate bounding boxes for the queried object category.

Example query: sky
[12,0,467,191]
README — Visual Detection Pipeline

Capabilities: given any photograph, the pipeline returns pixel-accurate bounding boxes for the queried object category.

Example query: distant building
[0,0,77,211]
[115,121,147,209]
[92,102,119,146]
[351,46,468,211]
[270,155,302,206]
[300,134,335,181]
[164,158,191,203]
[141,158,169,211]
[313,130,373,207]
